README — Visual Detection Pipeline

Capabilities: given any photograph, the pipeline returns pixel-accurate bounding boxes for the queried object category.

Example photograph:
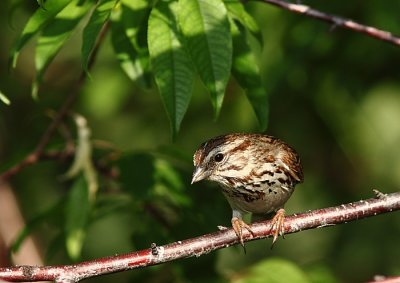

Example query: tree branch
[258,0,400,47]
[1,190,399,282]
[367,275,400,283]
[0,22,110,182]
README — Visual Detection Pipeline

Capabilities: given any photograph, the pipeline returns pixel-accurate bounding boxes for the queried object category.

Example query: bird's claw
[270,208,286,247]
[231,217,254,250]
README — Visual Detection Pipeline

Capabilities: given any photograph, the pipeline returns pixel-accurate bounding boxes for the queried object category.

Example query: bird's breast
[221,181,295,214]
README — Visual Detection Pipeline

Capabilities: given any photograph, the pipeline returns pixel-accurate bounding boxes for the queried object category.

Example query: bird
[191,133,303,248]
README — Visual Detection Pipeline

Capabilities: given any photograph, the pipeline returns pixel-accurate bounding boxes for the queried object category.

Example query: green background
[1,1,400,282]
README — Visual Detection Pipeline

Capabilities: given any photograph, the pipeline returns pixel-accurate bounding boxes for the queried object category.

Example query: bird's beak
[191,167,209,184]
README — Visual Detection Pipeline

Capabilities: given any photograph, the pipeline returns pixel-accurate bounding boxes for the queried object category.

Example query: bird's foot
[270,208,286,246]
[231,217,254,249]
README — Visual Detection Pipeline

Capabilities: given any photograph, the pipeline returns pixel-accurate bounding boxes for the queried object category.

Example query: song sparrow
[191,133,303,247]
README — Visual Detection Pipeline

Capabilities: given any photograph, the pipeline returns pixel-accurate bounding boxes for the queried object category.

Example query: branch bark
[259,0,400,47]
[1,190,399,282]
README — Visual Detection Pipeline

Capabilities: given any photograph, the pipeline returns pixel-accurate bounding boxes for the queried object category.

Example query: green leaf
[153,159,191,207]
[224,0,263,46]
[65,175,91,260]
[231,21,268,130]
[178,0,232,118]
[9,0,71,68]
[118,0,153,88]
[81,0,116,73]
[118,152,190,206]
[120,0,149,50]
[307,264,338,283]
[148,0,195,136]
[33,0,91,98]
[110,5,148,85]
[236,258,311,283]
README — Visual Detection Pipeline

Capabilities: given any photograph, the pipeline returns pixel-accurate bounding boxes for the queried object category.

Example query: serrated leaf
[178,0,232,118]
[148,0,194,136]
[224,0,263,46]
[236,258,311,283]
[33,0,91,98]
[9,0,71,68]
[81,0,116,73]
[65,175,91,260]
[110,6,147,85]
[231,21,268,130]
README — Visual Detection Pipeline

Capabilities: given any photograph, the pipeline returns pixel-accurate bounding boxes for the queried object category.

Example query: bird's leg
[231,210,254,249]
[270,208,286,245]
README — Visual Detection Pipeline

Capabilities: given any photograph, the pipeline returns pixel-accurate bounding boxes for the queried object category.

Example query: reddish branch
[367,275,400,283]
[0,22,110,182]
[1,190,399,282]
[259,0,400,47]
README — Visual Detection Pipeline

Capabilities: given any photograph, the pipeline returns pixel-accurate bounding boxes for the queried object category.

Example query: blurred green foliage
[1,0,400,283]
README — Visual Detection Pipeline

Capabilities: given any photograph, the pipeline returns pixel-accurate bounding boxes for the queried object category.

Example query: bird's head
[191,134,252,186]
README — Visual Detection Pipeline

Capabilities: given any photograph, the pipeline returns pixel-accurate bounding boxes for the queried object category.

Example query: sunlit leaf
[224,0,263,46]
[119,0,152,88]
[33,0,91,98]
[148,0,195,136]
[82,0,116,73]
[231,21,268,130]
[65,175,91,260]
[178,0,232,118]
[9,0,70,68]
[110,6,146,85]
[0,90,11,105]
[120,0,149,50]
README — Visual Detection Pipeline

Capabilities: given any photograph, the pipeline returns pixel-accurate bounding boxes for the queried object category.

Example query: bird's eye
[214,153,224,162]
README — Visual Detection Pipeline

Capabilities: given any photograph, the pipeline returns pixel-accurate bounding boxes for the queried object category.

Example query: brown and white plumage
[192,133,303,247]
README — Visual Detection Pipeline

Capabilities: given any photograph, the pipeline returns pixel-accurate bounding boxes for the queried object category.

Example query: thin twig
[259,0,400,47]
[0,191,399,282]
[0,22,110,181]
